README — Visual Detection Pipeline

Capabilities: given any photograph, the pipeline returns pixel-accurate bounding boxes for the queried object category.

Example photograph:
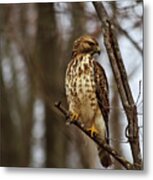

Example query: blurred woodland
[0,1,143,169]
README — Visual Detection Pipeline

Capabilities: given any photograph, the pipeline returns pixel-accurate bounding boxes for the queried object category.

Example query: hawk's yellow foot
[87,124,99,137]
[69,111,79,122]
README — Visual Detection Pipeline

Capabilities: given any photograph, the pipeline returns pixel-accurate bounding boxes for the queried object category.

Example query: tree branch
[54,101,141,170]
[93,2,142,169]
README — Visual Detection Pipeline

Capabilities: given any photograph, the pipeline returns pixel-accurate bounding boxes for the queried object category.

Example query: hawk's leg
[87,124,99,137]
[87,108,100,137]
[66,102,81,125]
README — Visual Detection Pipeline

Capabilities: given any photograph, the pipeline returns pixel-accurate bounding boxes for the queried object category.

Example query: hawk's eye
[88,42,95,46]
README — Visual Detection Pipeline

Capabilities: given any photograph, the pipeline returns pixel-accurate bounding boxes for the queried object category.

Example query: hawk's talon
[69,111,79,122]
[87,124,99,137]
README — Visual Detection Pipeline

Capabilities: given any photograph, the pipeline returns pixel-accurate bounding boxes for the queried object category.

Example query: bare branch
[54,101,141,170]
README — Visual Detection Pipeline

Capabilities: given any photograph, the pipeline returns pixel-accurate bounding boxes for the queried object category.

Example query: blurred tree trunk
[10,58,34,167]
[1,4,35,167]
[0,55,20,167]
[18,4,34,167]
[35,3,66,168]
[0,7,20,167]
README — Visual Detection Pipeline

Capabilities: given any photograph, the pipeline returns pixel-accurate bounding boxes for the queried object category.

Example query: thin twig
[136,80,142,105]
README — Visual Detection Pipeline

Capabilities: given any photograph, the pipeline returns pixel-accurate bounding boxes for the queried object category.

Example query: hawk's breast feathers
[65,53,109,139]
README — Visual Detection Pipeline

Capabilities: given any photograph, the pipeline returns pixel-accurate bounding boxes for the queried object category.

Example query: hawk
[65,35,111,168]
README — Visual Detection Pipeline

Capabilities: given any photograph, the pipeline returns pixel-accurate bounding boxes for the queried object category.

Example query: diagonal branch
[93,2,142,168]
[54,101,141,170]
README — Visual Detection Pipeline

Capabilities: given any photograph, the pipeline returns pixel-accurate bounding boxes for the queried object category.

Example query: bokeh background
[0,0,143,169]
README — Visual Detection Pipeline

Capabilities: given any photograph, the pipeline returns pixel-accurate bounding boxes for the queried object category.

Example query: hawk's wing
[93,60,110,144]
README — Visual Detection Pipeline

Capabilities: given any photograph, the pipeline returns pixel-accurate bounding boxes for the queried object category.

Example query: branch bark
[93,2,142,169]
[55,101,141,170]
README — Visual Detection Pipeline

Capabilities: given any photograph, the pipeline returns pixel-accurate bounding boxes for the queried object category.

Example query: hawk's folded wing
[93,60,110,143]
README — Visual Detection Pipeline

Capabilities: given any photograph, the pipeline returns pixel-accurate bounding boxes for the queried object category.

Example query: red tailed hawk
[65,35,111,168]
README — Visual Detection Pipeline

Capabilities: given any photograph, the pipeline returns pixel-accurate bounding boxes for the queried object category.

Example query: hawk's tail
[98,147,112,168]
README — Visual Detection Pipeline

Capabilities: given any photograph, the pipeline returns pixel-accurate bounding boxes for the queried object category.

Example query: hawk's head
[72,35,101,57]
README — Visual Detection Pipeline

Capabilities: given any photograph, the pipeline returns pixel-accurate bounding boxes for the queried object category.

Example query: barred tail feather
[98,147,112,168]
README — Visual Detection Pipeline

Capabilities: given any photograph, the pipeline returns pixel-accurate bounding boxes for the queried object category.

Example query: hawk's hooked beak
[96,46,101,55]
